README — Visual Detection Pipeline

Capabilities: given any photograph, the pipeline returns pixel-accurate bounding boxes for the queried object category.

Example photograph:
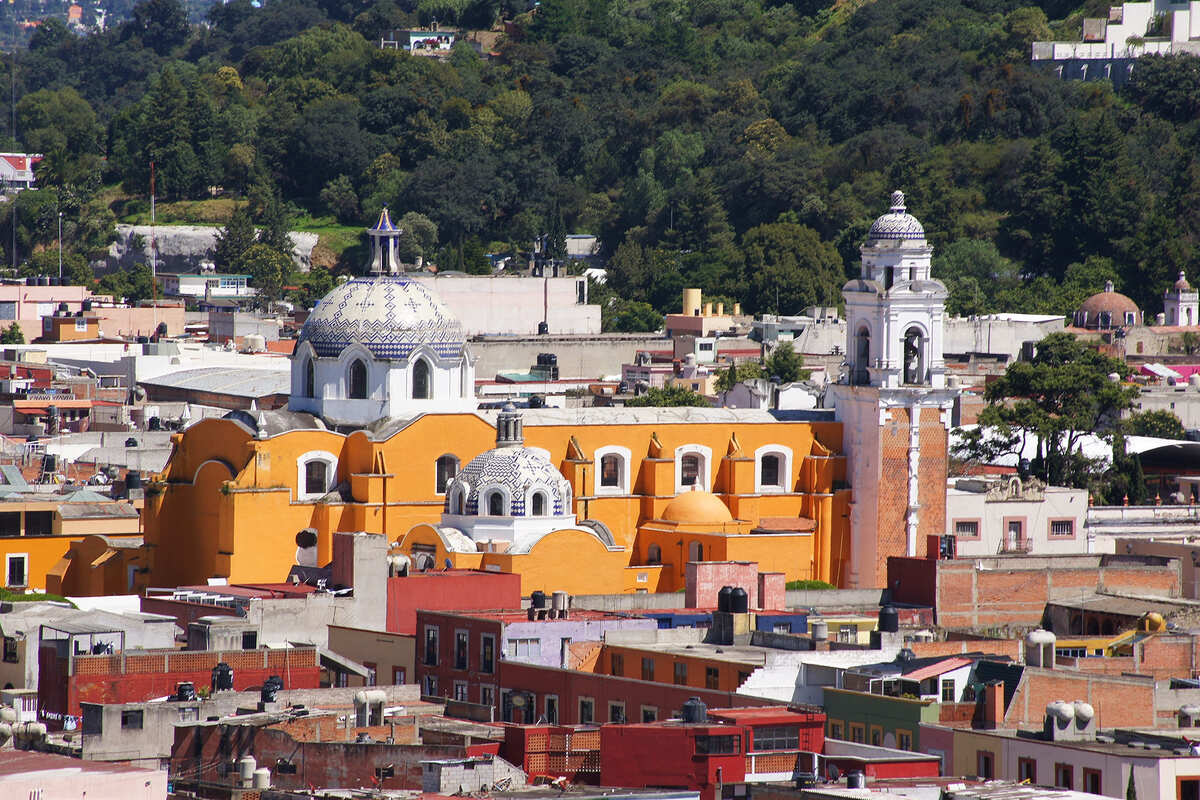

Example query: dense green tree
[212,205,256,271]
[763,342,810,384]
[0,322,24,344]
[625,385,710,407]
[320,175,360,223]
[740,223,842,314]
[715,361,765,393]
[241,243,292,303]
[257,194,295,257]
[1126,410,1188,439]
[396,212,439,263]
[602,297,662,333]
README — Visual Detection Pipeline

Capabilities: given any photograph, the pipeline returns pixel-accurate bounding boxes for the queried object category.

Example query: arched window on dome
[413,359,431,400]
[435,455,459,494]
[688,541,703,563]
[486,490,505,516]
[348,359,368,399]
[531,491,547,516]
[303,358,314,398]
[902,327,927,386]
[1098,311,1112,329]
[647,544,662,564]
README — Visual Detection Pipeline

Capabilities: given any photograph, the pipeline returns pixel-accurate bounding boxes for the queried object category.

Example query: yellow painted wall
[142,413,851,591]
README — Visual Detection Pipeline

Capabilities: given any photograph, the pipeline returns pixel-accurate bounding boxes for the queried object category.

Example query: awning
[317,647,371,678]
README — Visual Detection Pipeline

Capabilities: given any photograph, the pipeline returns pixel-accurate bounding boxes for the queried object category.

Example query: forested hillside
[6,0,1200,322]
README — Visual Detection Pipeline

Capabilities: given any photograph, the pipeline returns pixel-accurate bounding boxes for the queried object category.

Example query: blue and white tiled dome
[449,446,572,517]
[300,276,467,360]
[866,191,925,244]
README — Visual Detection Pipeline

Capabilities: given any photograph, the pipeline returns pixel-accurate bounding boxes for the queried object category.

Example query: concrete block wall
[686,561,759,609]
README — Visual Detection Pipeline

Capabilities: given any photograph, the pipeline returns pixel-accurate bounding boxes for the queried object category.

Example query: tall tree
[212,206,256,271]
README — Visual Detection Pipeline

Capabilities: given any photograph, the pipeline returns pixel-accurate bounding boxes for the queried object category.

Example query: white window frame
[594,445,632,495]
[608,700,626,723]
[480,484,511,516]
[453,680,468,701]
[5,553,27,588]
[526,485,553,517]
[296,450,338,501]
[578,696,595,724]
[544,694,559,723]
[754,444,793,494]
[674,444,712,493]
[641,705,659,722]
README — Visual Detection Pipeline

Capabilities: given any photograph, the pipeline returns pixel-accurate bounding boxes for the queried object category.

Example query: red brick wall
[687,562,760,609]
[1004,668,1155,728]
[887,556,938,608]
[878,409,911,587]
[917,408,948,555]
[909,639,1022,661]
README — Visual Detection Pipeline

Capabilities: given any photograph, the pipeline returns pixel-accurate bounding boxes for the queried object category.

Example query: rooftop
[137,366,290,398]
[0,749,163,779]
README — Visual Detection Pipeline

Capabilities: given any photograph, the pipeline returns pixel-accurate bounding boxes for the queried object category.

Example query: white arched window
[303,358,315,398]
[413,358,432,400]
[297,450,338,501]
[435,454,459,494]
[530,491,548,516]
[485,489,507,516]
[594,445,632,495]
[754,444,794,494]
[674,444,712,493]
[348,359,368,399]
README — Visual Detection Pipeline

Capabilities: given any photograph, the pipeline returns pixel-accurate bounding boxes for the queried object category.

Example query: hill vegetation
[4,0,1200,324]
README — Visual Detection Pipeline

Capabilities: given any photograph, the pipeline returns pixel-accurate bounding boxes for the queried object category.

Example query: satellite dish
[511,695,526,707]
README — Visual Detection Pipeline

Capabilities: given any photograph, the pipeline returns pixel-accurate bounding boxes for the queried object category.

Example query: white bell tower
[827,191,959,589]
[1164,271,1199,327]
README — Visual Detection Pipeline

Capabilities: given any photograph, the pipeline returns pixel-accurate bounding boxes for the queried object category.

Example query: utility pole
[57,211,62,281]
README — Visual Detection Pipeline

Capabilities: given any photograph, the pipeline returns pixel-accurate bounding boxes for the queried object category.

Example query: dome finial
[1104,280,1115,293]
[889,190,906,212]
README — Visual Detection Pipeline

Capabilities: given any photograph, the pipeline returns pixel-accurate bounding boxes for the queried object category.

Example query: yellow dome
[662,490,734,524]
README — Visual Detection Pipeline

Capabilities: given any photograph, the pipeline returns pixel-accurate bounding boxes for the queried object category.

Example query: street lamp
[57,211,62,281]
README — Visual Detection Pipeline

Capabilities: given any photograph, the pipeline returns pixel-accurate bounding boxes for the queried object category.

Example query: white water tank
[1047,700,1074,723]
[238,755,257,784]
[252,767,271,789]
[244,334,267,353]
[1025,629,1056,668]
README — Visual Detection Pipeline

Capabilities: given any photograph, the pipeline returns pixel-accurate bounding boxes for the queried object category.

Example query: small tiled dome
[865,191,925,245]
[299,276,466,360]
[1075,281,1140,329]
[1175,271,1193,291]
[449,447,572,517]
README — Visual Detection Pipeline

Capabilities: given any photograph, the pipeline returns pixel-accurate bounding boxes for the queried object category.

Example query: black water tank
[717,585,733,613]
[212,662,234,691]
[848,771,866,789]
[125,472,143,491]
[879,605,899,633]
[681,697,707,724]
[730,587,749,614]
[530,590,547,609]
[82,300,92,311]
[175,681,196,701]
[125,437,138,448]
[261,675,282,703]
[537,321,549,335]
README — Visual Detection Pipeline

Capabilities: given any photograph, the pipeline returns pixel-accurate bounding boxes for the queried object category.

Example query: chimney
[978,681,1004,729]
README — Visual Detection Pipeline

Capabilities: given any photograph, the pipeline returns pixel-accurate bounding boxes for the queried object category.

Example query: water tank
[125,437,138,448]
[717,586,733,613]
[551,590,569,619]
[730,587,749,614]
[1046,700,1074,724]
[681,697,707,724]
[252,768,271,789]
[81,300,92,311]
[261,675,283,703]
[212,662,234,692]
[175,681,196,701]
[0,722,11,743]
[810,619,828,641]
[537,321,549,335]
[1191,374,1200,390]
[847,771,866,789]
[238,755,257,783]
[878,605,899,633]
[530,590,547,609]
[125,472,143,491]
[1025,629,1056,668]
[244,334,266,352]
[897,648,916,663]
[1073,701,1095,724]
[0,707,15,724]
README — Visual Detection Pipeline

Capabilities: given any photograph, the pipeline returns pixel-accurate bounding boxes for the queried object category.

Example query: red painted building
[38,645,320,725]
[388,571,522,635]
[601,721,747,798]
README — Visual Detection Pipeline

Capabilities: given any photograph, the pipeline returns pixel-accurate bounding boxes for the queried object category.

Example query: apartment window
[121,709,144,730]
[6,554,26,588]
[609,701,626,723]
[695,734,740,755]
[423,675,438,696]
[453,681,468,701]
[610,653,624,677]
[837,625,857,643]
[829,721,844,739]
[977,751,994,780]
[705,666,720,689]
[508,638,539,659]
[480,686,494,706]
[753,725,799,751]
[940,678,955,702]
[75,318,87,331]
[1050,519,1075,538]
[1054,763,1073,790]
[2,637,16,663]
[0,512,18,537]
[392,667,406,684]
[897,730,912,751]
[954,520,979,538]
[23,512,52,537]
[870,726,882,747]
[545,695,558,724]
[849,724,865,744]
[241,631,257,650]
[480,634,495,674]
[423,626,439,666]
[364,662,377,686]
[641,657,655,681]
[1017,758,1037,783]
[641,706,658,723]
[579,698,594,724]
[1084,768,1102,793]
[673,662,688,685]
[454,630,468,670]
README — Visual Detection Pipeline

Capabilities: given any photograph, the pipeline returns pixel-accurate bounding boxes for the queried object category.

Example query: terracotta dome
[1175,271,1193,291]
[662,490,733,524]
[1075,281,1140,329]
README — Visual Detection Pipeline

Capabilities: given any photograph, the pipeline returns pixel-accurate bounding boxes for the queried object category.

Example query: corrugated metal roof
[138,367,289,399]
